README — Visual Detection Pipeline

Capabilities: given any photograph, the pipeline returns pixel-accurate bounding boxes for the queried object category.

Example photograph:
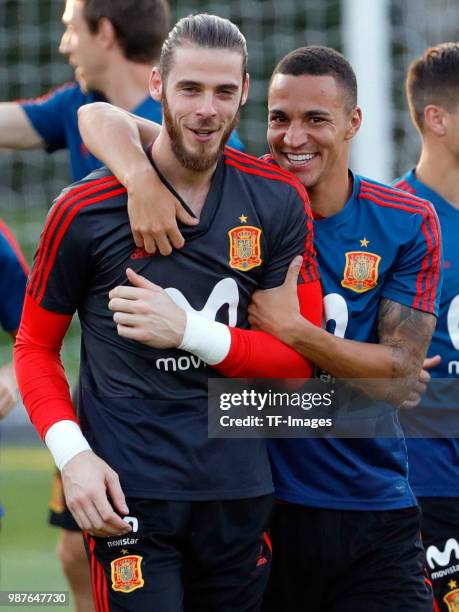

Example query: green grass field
[1,446,75,611]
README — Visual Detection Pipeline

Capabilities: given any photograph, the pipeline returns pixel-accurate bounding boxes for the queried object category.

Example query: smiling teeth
[285,153,315,163]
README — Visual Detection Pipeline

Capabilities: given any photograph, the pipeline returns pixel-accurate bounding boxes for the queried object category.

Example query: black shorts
[84,495,273,612]
[48,470,80,532]
[262,502,432,612]
[419,496,459,612]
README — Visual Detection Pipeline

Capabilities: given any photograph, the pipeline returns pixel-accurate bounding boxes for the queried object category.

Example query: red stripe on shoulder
[29,176,119,299]
[225,148,310,201]
[393,179,416,194]
[226,147,299,180]
[225,149,313,215]
[360,181,441,313]
[360,180,431,212]
[36,185,126,305]
[30,177,125,304]
[16,81,76,105]
[0,219,29,275]
[225,156,309,207]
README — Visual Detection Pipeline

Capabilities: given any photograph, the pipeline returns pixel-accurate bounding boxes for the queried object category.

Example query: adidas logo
[256,543,268,568]
[130,247,154,259]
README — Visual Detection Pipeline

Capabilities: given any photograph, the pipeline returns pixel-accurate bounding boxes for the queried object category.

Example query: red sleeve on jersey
[216,279,322,378]
[14,294,77,439]
[298,280,322,327]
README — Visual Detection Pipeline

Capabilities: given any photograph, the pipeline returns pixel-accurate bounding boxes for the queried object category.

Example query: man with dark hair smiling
[15,15,320,612]
[78,44,441,610]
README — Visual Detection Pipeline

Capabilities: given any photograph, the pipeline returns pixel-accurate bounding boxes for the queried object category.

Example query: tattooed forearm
[377,298,435,377]
[377,298,436,403]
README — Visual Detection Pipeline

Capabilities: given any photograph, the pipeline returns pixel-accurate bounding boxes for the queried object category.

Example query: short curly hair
[159,14,247,83]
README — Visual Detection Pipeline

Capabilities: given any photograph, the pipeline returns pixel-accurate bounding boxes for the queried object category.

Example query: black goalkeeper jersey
[28,147,317,500]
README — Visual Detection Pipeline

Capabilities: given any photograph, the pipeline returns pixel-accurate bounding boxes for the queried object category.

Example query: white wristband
[178,311,231,365]
[45,420,92,471]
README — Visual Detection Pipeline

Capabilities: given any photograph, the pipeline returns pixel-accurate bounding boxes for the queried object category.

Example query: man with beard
[15,15,321,611]
[2,2,242,607]
[78,45,440,611]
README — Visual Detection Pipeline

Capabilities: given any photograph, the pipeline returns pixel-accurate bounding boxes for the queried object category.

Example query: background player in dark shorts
[80,46,441,611]
[395,42,459,612]
[15,14,321,611]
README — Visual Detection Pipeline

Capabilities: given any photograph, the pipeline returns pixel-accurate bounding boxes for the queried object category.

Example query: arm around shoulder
[77,102,159,184]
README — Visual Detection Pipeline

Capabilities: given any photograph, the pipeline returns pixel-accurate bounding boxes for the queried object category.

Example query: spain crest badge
[111,555,144,593]
[444,589,459,612]
[228,226,262,271]
[341,251,381,293]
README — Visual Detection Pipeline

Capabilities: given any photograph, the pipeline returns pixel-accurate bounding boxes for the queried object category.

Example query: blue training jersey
[267,169,442,509]
[20,82,244,181]
[395,169,459,497]
[0,220,28,521]
[0,220,28,333]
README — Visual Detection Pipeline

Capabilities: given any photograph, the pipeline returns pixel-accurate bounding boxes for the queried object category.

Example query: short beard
[162,94,240,172]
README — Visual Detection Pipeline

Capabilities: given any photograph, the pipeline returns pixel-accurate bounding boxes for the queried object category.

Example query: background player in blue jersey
[81,46,441,611]
[0,2,174,609]
[0,220,28,421]
[0,221,28,520]
[0,0,169,180]
[394,42,459,612]
[0,0,241,251]
[15,15,320,611]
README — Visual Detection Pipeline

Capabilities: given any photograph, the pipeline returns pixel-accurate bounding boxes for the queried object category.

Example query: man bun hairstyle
[159,13,248,82]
